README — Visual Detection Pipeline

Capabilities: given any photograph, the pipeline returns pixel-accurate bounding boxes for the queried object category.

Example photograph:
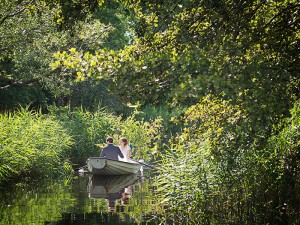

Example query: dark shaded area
[45,212,160,225]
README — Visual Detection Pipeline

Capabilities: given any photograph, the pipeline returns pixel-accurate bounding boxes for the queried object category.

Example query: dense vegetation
[0,0,299,224]
[0,106,161,183]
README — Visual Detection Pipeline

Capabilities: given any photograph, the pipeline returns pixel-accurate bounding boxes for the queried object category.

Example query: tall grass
[134,105,184,122]
[49,106,163,166]
[49,106,117,166]
[0,105,163,184]
[114,113,163,161]
[154,96,300,224]
[0,108,73,183]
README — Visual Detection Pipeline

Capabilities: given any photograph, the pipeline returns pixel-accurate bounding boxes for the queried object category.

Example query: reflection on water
[0,171,158,225]
[88,174,139,212]
[1,170,299,224]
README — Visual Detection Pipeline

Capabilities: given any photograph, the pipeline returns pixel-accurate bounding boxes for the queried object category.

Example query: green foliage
[261,100,300,190]
[176,95,246,158]
[49,106,162,165]
[51,0,299,126]
[0,84,47,111]
[48,0,104,30]
[49,106,116,166]
[152,96,255,223]
[92,1,136,49]
[134,105,183,122]
[1,0,300,223]
[0,0,136,113]
[0,106,162,183]
[0,1,72,108]
[0,108,73,183]
[70,79,132,115]
[154,97,300,224]
[116,113,163,160]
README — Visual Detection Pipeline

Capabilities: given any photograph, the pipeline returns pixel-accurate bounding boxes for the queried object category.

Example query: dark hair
[106,137,113,143]
[119,137,128,146]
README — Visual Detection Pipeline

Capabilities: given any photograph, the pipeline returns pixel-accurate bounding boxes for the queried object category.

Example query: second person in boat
[118,137,131,162]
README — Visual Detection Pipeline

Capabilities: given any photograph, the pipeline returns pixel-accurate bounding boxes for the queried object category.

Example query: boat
[86,157,142,175]
[88,174,139,212]
[88,174,139,199]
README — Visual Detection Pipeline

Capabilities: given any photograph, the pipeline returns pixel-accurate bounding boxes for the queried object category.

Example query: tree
[52,0,300,131]
[0,0,134,112]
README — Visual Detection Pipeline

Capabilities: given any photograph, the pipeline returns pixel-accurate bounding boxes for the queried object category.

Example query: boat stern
[87,157,106,173]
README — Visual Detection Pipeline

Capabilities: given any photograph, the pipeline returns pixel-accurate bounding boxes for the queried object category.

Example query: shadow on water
[1,168,300,224]
[88,174,139,212]
[0,169,160,225]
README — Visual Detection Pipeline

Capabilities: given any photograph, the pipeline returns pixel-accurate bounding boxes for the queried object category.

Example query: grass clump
[0,108,73,183]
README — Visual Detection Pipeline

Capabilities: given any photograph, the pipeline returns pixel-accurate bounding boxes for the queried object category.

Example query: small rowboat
[88,174,139,199]
[86,157,142,175]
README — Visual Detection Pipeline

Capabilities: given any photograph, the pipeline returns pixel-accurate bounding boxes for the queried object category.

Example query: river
[1,168,299,225]
[0,169,159,225]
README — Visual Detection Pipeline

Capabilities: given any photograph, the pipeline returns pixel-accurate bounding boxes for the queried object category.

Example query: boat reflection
[88,174,139,212]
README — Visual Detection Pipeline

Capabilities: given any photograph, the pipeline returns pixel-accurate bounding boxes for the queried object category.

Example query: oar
[132,159,155,169]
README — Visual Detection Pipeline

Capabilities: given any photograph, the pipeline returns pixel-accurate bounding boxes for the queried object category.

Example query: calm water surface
[0,169,159,225]
[1,169,300,225]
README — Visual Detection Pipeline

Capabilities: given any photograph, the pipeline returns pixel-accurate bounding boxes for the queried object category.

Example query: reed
[0,104,163,186]
[49,106,163,166]
[0,107,73,183]
[49,106,118,166]
[112,114,163,161]
[0,104,163,184]
[134,105,183,122]
[153,97,300,224]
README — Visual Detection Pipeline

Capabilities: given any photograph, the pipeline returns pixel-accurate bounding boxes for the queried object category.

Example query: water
[2,169,299,225]
[0,170,159,225]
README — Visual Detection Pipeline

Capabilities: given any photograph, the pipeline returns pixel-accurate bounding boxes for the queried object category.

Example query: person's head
[121,192,129,205]
[119,137,128,147]
[106,137,114,144]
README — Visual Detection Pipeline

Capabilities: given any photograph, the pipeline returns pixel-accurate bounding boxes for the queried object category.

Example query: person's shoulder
[103,145,110,150]
[114,145,121,149]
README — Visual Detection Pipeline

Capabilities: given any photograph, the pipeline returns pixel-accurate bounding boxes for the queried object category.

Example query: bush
[154,95,252,224]
[154,96,300,224]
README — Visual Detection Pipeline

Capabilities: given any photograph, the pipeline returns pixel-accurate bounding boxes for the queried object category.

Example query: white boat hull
[86,157,142,175]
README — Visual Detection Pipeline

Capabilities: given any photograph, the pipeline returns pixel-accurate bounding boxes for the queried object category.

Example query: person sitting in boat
[118,137,131,162]
[100,137,124,161]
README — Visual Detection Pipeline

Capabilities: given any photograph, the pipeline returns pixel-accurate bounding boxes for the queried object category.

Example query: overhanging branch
[0,79,38,90]
[0,0,35,25]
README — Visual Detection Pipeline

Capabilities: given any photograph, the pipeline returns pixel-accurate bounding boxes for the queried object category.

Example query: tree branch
[263,3,300,29]
[0,79,38,90]
[249,0,267,20]
[0,0,35,25]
